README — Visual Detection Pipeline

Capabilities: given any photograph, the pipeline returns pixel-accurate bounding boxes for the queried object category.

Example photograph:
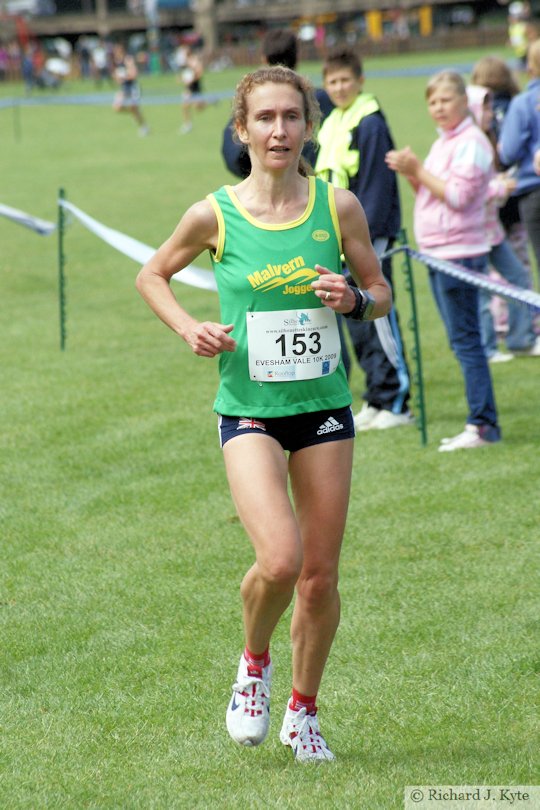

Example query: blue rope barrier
[383,246,540,312]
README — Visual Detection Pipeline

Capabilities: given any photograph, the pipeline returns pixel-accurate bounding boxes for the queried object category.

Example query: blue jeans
[519,187,540,283]
[480,239,535,355]
[429,254,500,432]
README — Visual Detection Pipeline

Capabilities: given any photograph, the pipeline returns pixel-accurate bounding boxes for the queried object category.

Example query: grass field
[1,46,539,809]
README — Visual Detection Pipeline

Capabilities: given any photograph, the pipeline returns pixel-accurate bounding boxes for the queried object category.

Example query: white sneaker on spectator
[439,424,499,452]
[488,350,514,363]
[513,336,540,357]
[370,409,415,430]
[353,404,380,431]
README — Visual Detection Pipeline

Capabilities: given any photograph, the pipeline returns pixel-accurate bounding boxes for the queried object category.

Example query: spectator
[31,43,46,87]
[386,71,501,452]
[22,45,35,93]
[7,40,22,82]
[76,36,92,79]
[499,39,540,289]
[0,44,8,82]
[467,84,539,360]
[315,46,412,432]
[92,39,112,87]
[471,55,534,338]
[507,2,537,71]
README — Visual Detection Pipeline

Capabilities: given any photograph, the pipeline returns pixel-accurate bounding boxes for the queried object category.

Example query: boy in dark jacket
[316,46,412,430]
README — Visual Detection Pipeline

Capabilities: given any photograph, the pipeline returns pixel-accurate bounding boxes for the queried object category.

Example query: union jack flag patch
[237,418,267,431]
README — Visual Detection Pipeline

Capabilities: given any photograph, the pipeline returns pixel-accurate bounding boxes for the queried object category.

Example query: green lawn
[1,46,539,809]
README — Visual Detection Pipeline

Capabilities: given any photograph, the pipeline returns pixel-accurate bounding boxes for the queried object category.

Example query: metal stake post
[58,188,67,351]
[398,230,427,445]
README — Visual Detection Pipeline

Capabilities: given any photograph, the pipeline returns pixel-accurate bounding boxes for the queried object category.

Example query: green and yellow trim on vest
[209,178,342,262]
[225,175,316,231]
[207,194,226,262]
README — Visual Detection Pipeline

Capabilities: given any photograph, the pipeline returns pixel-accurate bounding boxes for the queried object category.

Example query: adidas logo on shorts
[316,416,344,435]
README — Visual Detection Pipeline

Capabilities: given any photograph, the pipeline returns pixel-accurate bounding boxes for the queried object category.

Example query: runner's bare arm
[136,200,237,357]
[311,188,391,318]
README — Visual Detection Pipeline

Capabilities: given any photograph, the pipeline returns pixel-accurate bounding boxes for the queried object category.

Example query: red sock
[289,688,317,715]
[243,645,270,669]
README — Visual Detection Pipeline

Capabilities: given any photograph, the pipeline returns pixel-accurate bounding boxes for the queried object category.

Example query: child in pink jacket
[386,70,501,452]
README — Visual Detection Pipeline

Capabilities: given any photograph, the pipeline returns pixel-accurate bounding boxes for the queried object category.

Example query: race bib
[246,308,341,382]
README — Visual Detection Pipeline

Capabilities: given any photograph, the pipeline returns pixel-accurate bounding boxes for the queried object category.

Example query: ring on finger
[325,291,331,301]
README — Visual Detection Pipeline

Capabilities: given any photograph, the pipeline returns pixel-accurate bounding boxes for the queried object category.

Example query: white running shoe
[280,706,335,762]
[488,350,514,363]
[370,408,415,430]
[353,403,380,431]
[226,655,272,747]
[438,424,499,452]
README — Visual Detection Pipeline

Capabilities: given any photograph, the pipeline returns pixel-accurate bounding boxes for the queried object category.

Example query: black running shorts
[218,406,355,452]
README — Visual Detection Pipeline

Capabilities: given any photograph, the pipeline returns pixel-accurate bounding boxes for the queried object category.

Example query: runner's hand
[185,322,236,357]
[312,265,356,313]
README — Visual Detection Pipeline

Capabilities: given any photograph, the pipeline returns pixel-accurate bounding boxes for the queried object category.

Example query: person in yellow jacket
[316,46,413,432]
[508,2,536,71]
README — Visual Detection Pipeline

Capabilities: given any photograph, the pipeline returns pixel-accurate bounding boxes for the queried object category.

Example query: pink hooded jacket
[413,112,495,259]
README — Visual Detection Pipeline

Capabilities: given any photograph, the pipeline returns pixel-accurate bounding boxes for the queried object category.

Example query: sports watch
[343,287,376,321]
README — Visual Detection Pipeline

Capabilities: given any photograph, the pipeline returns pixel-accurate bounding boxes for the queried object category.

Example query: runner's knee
[296,570,338,608]
[259,551,303,590]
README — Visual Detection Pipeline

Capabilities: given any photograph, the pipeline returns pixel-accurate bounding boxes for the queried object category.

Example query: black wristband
[343,287,375,321]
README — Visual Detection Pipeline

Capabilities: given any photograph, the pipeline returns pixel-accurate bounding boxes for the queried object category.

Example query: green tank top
[207,176,351,417]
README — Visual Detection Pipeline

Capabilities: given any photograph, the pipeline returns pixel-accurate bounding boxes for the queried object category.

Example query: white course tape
[386,246,540,312]
[0,202,56,235]
[58,198,217,292]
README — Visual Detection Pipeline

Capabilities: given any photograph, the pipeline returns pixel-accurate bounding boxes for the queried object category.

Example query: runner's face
[238,82,311,170]
[427,82,469,130]
[324,67,363,110]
